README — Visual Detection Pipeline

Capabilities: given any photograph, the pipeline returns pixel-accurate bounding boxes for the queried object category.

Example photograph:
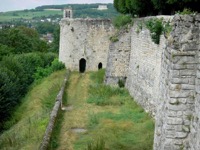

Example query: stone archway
[79,58,86,73]
[98,62,103,70]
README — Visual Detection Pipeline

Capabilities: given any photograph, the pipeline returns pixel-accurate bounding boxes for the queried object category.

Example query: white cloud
[0,0,113,12]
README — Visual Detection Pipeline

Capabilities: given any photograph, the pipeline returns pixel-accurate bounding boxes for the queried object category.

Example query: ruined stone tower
[59,9,115,72]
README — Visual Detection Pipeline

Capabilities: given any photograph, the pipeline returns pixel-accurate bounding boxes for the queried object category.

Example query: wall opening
[79,58,86,73]
[98,62,102,70]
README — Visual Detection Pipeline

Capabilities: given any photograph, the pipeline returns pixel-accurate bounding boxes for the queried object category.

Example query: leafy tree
[0,44,14,61]
[48,25,60,53]
[113,0,199,16]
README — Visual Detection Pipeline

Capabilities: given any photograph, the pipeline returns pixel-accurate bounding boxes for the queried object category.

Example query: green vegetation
[145,18,163,44]
[56,70,154,150]
[114,0,200,16]
[0,26,64,132]
[109,35,119,42]
[0,70,66,149]
[76,70,154,150]
[145,18,172,44]
[118,79,125,88]
[176,8,197,15]
[113,15,132,29]
[33,58,65,80]
[0,26,48,54]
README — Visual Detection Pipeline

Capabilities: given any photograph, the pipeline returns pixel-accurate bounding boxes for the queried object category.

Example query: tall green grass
[0,70,66,149]
[75,69,154,150]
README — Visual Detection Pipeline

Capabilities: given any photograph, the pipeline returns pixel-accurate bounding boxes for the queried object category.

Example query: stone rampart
[125,18,171,116]
[154,14,200,150]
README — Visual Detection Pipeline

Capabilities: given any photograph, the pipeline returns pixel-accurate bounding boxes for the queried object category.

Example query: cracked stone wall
[105,28,131,85]
[59,18,114,71]
[154,14,200,150]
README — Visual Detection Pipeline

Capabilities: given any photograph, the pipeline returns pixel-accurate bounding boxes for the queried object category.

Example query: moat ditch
[51,70,155,150]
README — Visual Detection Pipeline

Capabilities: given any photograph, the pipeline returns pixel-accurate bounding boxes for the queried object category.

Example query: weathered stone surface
[58,14,200,150]
[59,18,115,71]
[105,28,131,85]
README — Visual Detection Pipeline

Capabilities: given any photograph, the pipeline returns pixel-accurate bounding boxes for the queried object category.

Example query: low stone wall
[39,71,69,150]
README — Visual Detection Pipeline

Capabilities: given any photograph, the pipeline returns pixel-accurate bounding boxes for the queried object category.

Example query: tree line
[114,0,200,17]
[0,26,64,132]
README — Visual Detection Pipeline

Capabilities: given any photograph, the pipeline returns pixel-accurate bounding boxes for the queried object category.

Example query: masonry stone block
[167,117,183,125]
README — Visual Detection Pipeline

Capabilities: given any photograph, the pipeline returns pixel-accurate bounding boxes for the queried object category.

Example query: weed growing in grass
[86,138,106,150]
[90,69,105,84]
[88,69,130,105]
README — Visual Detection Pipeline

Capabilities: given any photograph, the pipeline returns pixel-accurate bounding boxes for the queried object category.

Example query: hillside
[0,70,66,149]
[0,3,118,23]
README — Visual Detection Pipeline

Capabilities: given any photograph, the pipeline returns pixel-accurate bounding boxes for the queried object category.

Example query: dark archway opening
[98,62,102,70]
[79,58,86,73]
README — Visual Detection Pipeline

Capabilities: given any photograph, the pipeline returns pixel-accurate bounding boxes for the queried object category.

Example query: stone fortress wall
[59,18,114,71]
[59,12,200,149]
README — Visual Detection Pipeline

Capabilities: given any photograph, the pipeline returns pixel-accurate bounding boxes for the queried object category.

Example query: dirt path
[57,72,91,150]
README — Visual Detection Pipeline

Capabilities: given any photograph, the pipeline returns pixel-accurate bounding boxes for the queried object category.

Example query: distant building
[97,5,108,10]
[63,8,73,18]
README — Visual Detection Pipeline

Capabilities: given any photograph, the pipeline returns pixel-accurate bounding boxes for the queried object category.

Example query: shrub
[113,15,132,29]
[145,18,163,44]
[33,58,65,80]
[51,58,65,72]
[109,36,119,42]
[118,79,125,88]
[0,53,59,131]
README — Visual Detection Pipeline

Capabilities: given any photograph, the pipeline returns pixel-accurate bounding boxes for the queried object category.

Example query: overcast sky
[0,0,113,12]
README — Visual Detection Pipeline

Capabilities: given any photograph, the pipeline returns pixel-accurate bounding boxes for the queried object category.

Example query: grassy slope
[0,70,66,150]
[56,70,155,150]
[0,10,62,22]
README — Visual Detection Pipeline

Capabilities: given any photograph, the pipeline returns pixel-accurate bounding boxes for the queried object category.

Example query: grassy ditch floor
[56,70,155,150]
[0,70,66,150]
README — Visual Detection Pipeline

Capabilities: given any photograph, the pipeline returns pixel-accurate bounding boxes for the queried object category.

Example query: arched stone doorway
[98,62,102,70]
[79,58,86,73]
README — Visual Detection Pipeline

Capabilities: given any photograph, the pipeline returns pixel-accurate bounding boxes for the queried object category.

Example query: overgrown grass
[48,73,69,149]
[74,70,155,150]
[53,70,154,150]
[0,70,66,149]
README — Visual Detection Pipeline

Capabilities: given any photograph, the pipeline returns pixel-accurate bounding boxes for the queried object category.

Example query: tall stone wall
[105,28,131,85]
[125,18,171,115]
[154,14,200,150]
[59,18,114,71]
